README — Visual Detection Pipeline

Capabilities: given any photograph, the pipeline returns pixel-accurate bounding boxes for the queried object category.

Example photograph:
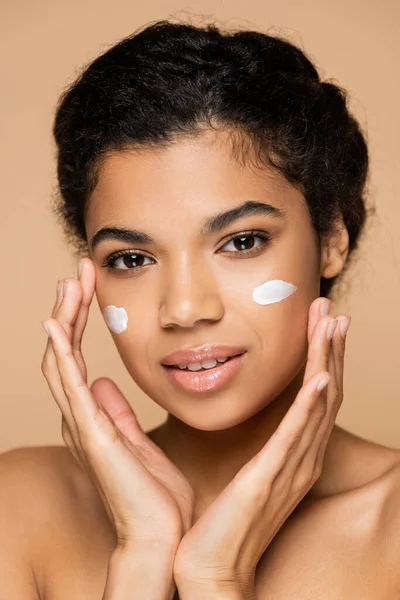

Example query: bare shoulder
[0,444,97,519]
[329,427,400,517]
[0,445,116,598]
[257,432,400,598]
[331,431,400,591]
[366,443,400,592]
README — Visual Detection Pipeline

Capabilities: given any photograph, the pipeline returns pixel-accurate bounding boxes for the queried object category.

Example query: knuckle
[314,458,323,479]
[62,378,85,399]
[294,468,314,492]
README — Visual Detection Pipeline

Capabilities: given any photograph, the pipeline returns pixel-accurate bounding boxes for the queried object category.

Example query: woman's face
[85,129,323,430]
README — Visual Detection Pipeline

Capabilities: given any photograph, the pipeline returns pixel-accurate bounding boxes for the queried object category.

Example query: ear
[320,215,350,279]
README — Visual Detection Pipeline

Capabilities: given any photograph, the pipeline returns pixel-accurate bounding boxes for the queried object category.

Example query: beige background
[0,1,399,453]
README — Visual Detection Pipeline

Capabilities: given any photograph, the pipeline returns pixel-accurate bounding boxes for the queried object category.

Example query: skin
[1,128,400,599]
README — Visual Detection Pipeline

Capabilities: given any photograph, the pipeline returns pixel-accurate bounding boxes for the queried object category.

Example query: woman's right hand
[40,257,195,553]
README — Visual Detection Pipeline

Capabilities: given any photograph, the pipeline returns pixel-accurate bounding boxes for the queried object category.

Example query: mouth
[162,351,247,393]
[164,353,241,372]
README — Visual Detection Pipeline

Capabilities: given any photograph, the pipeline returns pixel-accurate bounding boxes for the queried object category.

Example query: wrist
[102,545,177,600]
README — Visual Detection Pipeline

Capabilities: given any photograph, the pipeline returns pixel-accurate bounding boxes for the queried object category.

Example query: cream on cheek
[102,305,128,334]
[102,279,296,334]
[252,279,297,305]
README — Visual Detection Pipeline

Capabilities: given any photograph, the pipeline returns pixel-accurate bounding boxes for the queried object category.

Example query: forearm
[102,546,176,600]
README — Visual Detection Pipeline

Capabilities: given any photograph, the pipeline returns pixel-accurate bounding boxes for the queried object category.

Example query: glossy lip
[162,352,247,393]
[160,344,247,366]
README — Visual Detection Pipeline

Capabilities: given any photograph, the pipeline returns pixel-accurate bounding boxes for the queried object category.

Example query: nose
[158,259,224,329]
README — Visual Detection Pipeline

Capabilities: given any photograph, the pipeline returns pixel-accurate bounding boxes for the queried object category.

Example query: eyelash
[102,230,273,272]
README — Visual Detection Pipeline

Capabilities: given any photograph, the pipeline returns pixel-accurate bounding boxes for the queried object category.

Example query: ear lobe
[320,218,350,279]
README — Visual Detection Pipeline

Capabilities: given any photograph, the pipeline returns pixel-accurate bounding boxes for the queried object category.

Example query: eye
[103,230,273,272]
[219,231,272,255]
[103,251,154,271]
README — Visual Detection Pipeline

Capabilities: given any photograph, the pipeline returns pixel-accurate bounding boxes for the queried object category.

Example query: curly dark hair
[51,18,373,299]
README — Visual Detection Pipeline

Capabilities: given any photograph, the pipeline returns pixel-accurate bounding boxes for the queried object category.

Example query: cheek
[98,293,155,373]
[247,278,311,368]
[102,305,128,334]
[252,279,297,305]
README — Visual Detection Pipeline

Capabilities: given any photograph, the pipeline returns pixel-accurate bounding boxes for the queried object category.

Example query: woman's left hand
[172,297,350,598]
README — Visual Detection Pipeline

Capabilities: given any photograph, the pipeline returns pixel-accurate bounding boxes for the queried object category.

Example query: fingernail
[320,299,330,317]
[316,374,331,392]
[78,259,84,279]
[339,316,351,338]
[326,318,338,341]
[42,320,51,336]
[63,279,68,296]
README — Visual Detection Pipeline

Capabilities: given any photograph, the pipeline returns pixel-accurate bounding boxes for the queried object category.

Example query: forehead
[85,130,307,235]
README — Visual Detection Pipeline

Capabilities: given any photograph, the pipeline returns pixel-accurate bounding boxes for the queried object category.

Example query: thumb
[90,377,145,446]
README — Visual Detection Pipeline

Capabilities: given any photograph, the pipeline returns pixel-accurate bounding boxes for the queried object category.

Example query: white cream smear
[252,279,297,305]
[102,305,128,334]
[102,280,295,332]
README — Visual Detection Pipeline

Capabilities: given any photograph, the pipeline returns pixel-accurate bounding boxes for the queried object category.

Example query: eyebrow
[89,200,286,252]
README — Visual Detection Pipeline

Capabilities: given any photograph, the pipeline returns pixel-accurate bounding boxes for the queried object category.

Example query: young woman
[1,19,399,600]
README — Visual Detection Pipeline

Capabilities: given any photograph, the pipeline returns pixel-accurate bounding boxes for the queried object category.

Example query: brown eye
[233,235,256,251]
[221,233,271,254]
[105,252,154,270]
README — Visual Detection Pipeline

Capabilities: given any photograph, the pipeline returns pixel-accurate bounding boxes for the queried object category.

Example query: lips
[160,344,247,367]
[162,352,247,393]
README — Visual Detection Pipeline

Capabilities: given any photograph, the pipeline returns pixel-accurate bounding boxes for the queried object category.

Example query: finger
[91,377,146,444]
[303,314,338,385]
[249,370,330,484]
[42,316,167,529]
[41,332,86,457]
[42,278,87,461]
[43,318,101,423]
[243,313,338,495]
[279,299,335,475]
[308,314,346,447]
[71,258,96,357]
[43,277,85,443]
[42,317,126,452]
[286,372,332,492]
[90,378,169,457]
[294,317,339,472]
[250,317,336,485]
[61,417,85,470]
[53,280,65,316]
[42,280,65,358]
[53,277,86,377]
[308,316,350,466]
[43,316,173,548]
[46,263,95,448]
[330,315,350,403]
[307,297,331,344]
